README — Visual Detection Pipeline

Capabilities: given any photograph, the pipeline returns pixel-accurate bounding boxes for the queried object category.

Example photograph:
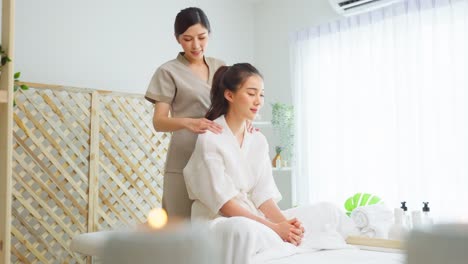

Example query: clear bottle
[422,202,433,226]
[400,201,412,229]
[411,210,422,228]
[388,207,408,240]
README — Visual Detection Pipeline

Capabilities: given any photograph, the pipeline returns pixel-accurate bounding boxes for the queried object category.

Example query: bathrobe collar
[217,115,250,151]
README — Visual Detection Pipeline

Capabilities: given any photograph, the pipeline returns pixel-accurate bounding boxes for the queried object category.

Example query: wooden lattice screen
[10,83,169,263]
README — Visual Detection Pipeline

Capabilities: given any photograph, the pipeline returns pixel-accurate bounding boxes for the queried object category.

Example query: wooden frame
[7,82,167,263]
[0,1,15,264]
[0,2,166,262]
[0,91,8,103]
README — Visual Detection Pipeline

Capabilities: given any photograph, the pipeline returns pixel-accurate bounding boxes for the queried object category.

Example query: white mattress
[257,248,405,264]
[71,231,405,264]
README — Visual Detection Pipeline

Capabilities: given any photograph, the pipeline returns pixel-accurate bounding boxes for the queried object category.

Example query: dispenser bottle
[411,210,422,228]
[388,207,407,240]
[422,202,433,226]
[400,201,412,229]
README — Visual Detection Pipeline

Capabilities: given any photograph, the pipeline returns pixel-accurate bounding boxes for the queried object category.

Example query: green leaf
[344,197,355,212]
[14,85,19,92]
[14,72,21,79]
[352,193,361,207]
[20,84,29,90]
[360,193,371,205]
[369,196,382,205]
[344,193,383,216]
[13,99,16,107]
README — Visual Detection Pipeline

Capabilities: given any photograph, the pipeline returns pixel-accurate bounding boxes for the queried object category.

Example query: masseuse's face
[227,75,265,121]
[177,23,209,63]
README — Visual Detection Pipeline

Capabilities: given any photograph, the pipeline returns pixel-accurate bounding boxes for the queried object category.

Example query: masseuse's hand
[186,118,223,134]
[246,120,259,133]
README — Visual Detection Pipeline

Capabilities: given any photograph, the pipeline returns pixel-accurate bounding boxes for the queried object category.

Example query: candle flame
[147,208,168,229]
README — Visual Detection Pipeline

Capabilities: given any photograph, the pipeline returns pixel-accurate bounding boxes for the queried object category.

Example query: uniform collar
[177,52,207,66]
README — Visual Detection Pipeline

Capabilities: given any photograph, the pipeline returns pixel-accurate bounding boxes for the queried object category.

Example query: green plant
[344,193,383,216]
[271,102,294,160]
[1,44,28,106]
[275,146,282,155]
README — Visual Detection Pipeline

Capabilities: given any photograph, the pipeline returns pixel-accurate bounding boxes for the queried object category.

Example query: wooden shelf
[272,167,291,171]
[346,236,404,250]
[252,121,271,126]
[0,90,7,103]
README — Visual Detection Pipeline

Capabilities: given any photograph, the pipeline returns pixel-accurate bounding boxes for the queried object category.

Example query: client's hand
[273,218,304,246]
[291,218,305,235]
[288,218,305,246]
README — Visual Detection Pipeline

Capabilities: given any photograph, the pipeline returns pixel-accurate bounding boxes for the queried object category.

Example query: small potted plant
[271,102,294,163]
[272,146,282,168]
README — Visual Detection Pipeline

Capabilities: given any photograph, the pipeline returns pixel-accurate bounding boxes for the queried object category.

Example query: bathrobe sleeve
[250,138,282,208]
[184,134,239,216]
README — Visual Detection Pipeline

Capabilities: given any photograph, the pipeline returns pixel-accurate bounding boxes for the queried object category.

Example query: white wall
[15,0,255,93]
[253,0,340,119]
[14,0,341,105]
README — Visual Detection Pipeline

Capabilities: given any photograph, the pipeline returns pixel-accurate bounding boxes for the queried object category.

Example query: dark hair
[205,63,263,121]
[174,7,211,37]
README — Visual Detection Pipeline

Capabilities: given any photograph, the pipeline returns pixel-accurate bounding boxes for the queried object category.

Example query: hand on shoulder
[185,118,223,134]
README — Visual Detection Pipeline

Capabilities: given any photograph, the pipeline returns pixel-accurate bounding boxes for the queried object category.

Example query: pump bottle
[422,202,433,226]
[400,201,412,229]
[388,207,408,240]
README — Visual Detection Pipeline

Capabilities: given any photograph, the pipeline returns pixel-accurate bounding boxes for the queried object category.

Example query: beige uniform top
[145,53,224,173]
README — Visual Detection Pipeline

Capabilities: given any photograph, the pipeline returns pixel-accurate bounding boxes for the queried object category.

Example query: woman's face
[227,75,265,121]
[177,23,209,63]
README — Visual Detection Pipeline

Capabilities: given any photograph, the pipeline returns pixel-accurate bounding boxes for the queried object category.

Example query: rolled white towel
[351,204,393,238]
[360,225,389,238]
[351,204,392,228]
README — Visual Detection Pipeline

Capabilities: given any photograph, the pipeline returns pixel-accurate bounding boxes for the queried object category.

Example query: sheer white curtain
[291,0,468,221]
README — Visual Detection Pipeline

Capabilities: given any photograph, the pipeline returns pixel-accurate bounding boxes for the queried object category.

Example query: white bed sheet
[256,249,405,264]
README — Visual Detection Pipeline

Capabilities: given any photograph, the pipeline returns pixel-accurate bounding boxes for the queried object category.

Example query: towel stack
[351,204,393,238]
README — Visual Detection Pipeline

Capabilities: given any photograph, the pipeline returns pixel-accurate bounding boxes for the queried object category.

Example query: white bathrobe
[183,115,358,264]
[183,115,282,221]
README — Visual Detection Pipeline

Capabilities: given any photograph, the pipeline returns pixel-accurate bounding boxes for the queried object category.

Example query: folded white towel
[351,204,393,238]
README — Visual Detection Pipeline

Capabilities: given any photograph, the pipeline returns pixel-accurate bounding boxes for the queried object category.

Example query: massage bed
[71,230,405,264]
[71,203,405,264]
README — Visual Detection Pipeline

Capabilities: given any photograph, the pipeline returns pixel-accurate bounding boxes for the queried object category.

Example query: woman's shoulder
[197,130,221,142]
[196,117,228,147]
[156,57,181,72]
[194,131,224,156]
[205,57,226,68]
[250,131,269,148]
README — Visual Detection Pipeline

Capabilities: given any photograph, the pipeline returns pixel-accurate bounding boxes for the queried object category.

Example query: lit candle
[147,208,168,229]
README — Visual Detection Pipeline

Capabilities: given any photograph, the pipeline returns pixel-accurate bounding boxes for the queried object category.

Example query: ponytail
[205,66,229,120]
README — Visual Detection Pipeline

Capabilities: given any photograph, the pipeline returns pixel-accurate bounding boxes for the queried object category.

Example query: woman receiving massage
[183,63,357,263]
